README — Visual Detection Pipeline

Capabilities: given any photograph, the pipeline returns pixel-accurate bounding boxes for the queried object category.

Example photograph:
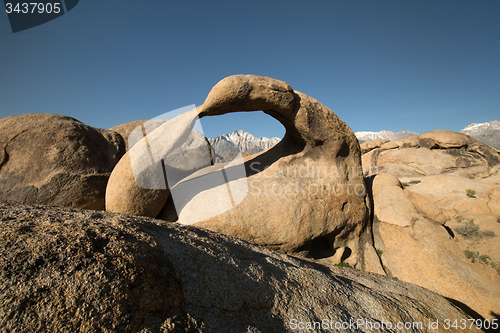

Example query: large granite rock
[109,120,147,150]
[0,202,486,333]
[362,130,500,179]
[372,173,420,227]
[360,138,389,154]
[370,173,500,319]
[106,75,374,269]
[110,119,167,151]
[0,113,125,210]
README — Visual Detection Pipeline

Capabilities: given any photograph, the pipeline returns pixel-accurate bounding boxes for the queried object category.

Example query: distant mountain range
[459,120,500,149]
[206,121,500,158]
[209,129,280,154]
[354,130,418,143]
[354,121,500,149]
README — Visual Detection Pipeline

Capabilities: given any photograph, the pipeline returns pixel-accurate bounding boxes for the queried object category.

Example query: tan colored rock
[481,186,500,215]
[393,135,420,148]
[110,119,167,150]
[411,175,492,200]
[106,109,199,218]
[406,175,494,220]
[0,202,483,332]
[371,172,500,318]
[406,190,447,225]
[110,120,145,150]
[372,173,419,227]
[452,197,492,216]
[418,129,468,149]
[360,138,389,154]
[372,172,402,189]
[362,130,500,179]
[373,218,500,319]
[0,113,125,210]
[361,148,381,176]
[107,75,373,269]
[378,148,457,175]
[380,141,398,150]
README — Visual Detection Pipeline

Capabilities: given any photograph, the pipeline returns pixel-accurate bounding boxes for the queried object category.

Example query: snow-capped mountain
[354,130,418,143]
[209,129,280,154]
[460,120,500,149]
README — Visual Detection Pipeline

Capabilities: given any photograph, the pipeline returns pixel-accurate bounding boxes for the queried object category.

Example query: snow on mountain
[460,120,500,149]
[461,120,500,132]
[354,130,418,143]
[209,129,280,154]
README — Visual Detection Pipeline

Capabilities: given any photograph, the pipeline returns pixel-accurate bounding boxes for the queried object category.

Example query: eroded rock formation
[0,113,125,210]
[106,75,374,269]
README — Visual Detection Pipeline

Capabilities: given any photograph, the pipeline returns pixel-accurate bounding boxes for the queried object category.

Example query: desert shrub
[465,189,476,198]
[464,250,479,263]
[497,217,500,223]
[400,182,409,189]
[335,261,352,268]
[409,180,421,184]
[455,215,464,223]
[376,249,384,257]
[393,277,399,280]
[481,230,496,238]
[479,254,491,264]
[491,262,500,275]
[455,221,479,238]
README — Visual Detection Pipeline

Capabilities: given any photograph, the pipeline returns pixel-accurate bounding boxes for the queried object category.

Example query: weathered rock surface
[407,175,494,221]
[107,75,374,269]
[406,190,447,225]
[0,113,125,210]
[362,130,500,179]
[360,138,389,154]
[110,120,147,150]
[372,173,420,227]
[0,202,486,333]
[110,119,167,151]
[370,173,500,319]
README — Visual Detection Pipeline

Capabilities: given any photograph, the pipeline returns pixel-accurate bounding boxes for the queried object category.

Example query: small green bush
[393,277,399,280]
[409,180,421,184]
[479,255,491,264]
[376,249,384,257]
[335,261,353,268]
[497,217,500,223]
[465,189,476,198]
[464,250,479,263]
[491,262,500,273]
[401,182,409,189]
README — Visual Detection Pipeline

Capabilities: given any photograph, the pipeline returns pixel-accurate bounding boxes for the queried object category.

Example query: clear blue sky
[1,1,499,139]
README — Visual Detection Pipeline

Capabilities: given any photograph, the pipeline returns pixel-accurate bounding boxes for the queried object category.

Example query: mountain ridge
[207,120,500,155]
[209,129,280,154]
[460,120,500,149]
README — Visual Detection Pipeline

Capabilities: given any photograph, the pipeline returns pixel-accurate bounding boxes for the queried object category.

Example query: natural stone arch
[106,75,378,269]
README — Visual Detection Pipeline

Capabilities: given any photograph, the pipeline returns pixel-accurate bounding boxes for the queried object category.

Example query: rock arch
[106,75,376,268]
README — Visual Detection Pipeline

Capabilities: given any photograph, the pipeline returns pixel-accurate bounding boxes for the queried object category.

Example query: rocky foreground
[0,202,487,332]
